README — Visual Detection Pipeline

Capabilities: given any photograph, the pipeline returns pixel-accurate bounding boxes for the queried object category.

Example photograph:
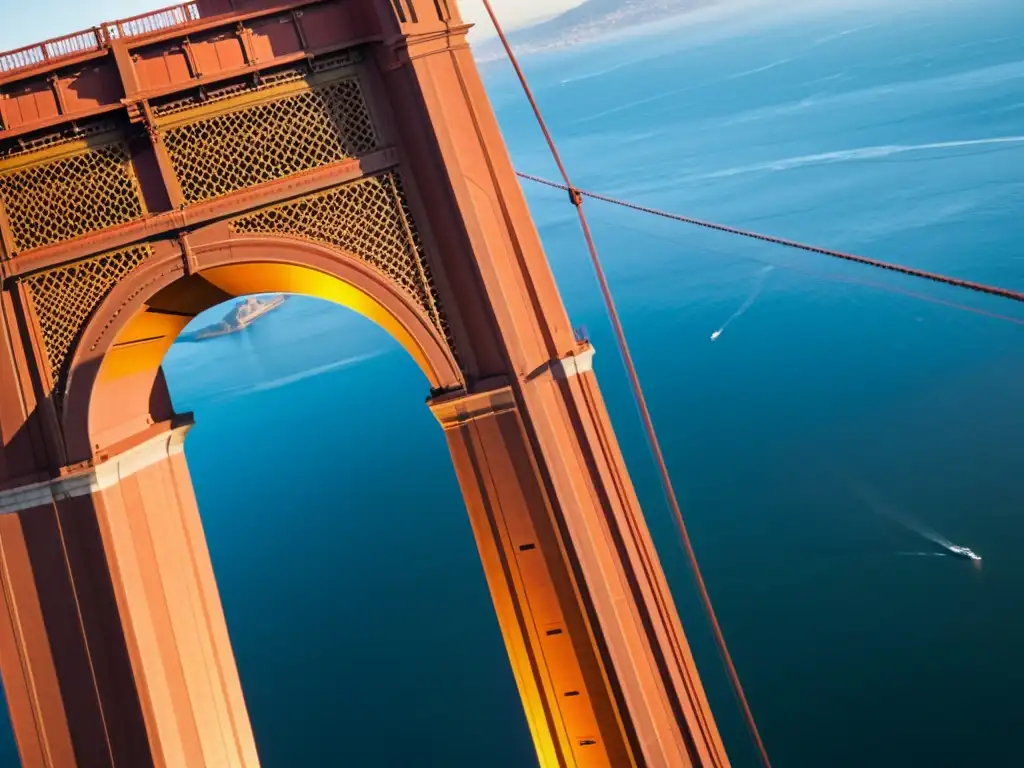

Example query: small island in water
[194,295,288,340]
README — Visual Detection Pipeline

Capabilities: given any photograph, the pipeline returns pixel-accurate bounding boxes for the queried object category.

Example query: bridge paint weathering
[0,1,731,766]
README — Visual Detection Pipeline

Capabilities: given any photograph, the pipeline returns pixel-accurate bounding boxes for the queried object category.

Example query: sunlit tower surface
[0,1,733,765]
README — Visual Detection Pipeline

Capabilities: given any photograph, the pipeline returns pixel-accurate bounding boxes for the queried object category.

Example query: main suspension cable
[517,171,1024,306]
[479,3,774,766]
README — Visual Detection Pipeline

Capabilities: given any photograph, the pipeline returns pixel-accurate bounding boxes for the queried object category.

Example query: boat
[947,545,982,562]
[194,295,288,340]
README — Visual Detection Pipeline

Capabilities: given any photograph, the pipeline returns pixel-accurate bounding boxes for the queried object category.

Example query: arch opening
[62,237,463,462]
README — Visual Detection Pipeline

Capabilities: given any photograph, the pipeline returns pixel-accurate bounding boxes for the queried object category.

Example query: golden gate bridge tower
[0,1,734,765]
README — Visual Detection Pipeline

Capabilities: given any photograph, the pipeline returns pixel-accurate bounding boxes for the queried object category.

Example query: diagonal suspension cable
[589,205,1024,326]
[516,171,1024,306]
[479,3,774,767]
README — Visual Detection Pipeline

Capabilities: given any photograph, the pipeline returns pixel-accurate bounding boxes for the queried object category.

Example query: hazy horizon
[461,0,587,37]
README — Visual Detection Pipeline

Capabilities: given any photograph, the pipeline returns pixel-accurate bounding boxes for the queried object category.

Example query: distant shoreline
[474,0,716,62]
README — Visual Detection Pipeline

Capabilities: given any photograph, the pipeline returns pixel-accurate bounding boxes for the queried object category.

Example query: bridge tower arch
[0,1,731,766]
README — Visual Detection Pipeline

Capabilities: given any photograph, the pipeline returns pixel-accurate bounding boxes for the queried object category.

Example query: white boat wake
[701,135,1024,179]
[896,552,949,558]
[843,477,980,561]
[711,266,775,342]
[210,352,386,401]
[847,480,954,548]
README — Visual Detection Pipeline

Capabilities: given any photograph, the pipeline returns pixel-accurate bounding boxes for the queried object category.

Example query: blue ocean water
[2,1,1023,765]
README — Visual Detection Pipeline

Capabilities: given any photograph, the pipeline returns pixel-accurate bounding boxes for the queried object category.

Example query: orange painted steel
[0,2,733,766]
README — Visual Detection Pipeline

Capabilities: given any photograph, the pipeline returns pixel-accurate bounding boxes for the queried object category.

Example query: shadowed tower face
[0,1,730,766]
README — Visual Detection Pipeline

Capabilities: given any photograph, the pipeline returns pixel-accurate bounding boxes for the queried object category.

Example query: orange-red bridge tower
[0,2,731,765]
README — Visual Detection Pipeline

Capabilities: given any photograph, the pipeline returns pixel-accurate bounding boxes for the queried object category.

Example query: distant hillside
[475,0,714,60]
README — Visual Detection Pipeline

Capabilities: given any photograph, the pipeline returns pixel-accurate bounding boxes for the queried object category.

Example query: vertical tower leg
[431,350,730,768]
[0,421,259,768]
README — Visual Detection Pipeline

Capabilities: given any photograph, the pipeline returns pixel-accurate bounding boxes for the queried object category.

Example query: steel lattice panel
[229,173,450,346]
[24,245,151,385]
[163,78,379,205]
[0,143,145,252]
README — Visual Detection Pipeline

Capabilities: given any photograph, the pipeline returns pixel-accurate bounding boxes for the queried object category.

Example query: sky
[0,0,586,51]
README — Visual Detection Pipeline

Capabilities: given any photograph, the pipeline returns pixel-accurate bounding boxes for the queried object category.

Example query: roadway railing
[0,2,201,76]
